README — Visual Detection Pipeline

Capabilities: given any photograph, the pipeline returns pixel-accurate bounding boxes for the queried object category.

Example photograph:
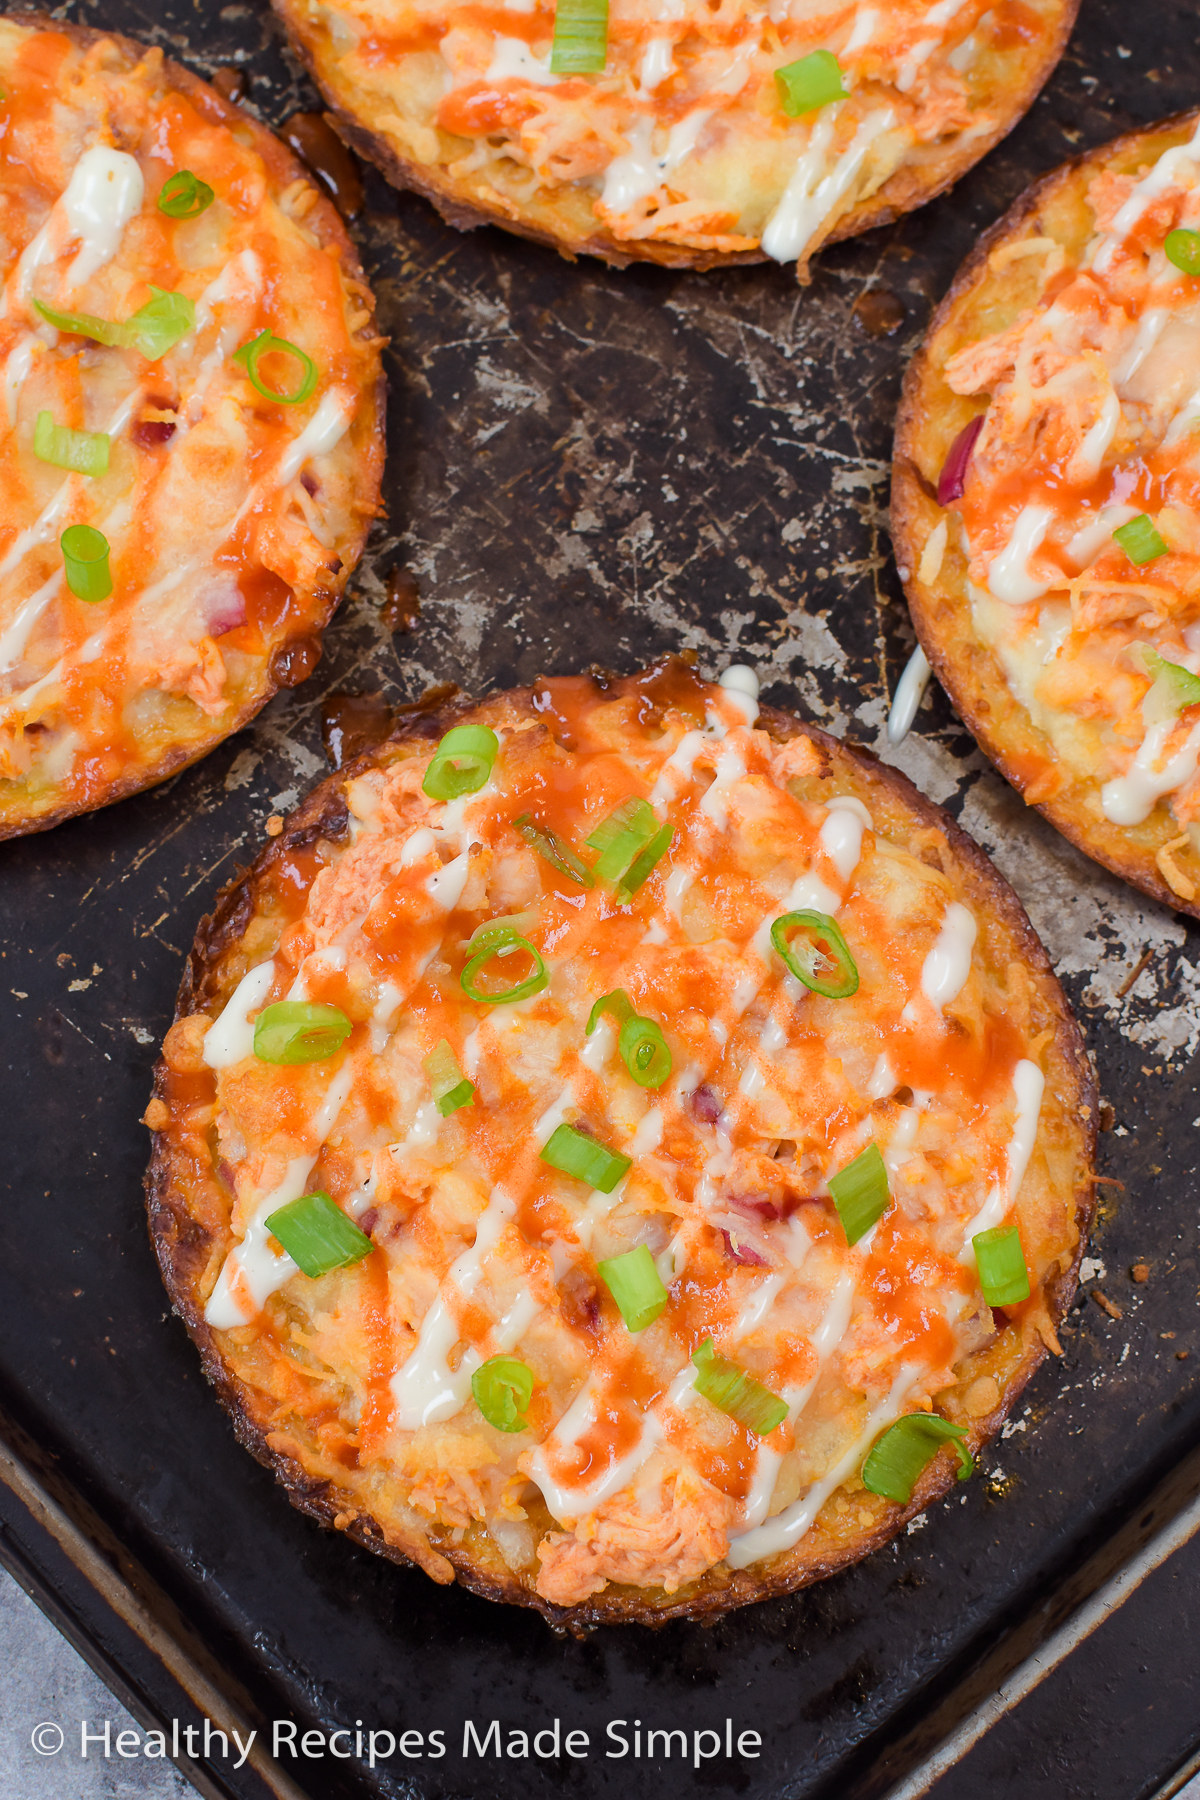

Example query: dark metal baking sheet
[3,0,1200,1796]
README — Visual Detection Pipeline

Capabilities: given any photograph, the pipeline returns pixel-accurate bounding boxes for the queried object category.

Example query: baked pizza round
[271,0,1077,276]
[0,15,385,838]
[145,659,1094,1626]
[893,110,1200,916]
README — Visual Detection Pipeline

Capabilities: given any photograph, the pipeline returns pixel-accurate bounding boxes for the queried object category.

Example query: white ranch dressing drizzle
[917,902,977,1010]
[1102,704,1200,825]
[726,1362,920,1565]
[896,0,969,92]
[887,644,932,745]
[62,147,144,289]
[844,6,879,52]
[1093,119,1200,275]
[762,107,895,265]
[1073,388,1121,477]
[601,110,713,215]
[391,1187,516,1429]
[1114,307,1169,390]
[958,1059,1045,1255]
[527,1381,665,1520]
[203,960,276,1067]
[1066,502,1139,570]
[0,567,62,673]
[204,1060,356,1328]
[987,504,1055,605]
[4,332,36,426]
[485,36,559,83]
[277,388,355,486]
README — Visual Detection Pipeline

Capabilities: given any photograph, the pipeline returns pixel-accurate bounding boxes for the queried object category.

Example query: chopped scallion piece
[771,910,859,998]
[253,1000,353,1064]
[158,168,215,219]
[34,411,109,477]
[828,1141,890,1244]
[585,796,657,884]
[691,1338,789,1436]
[775,48,847,117]
[1113,513,1169,565]
[422,1038,474,1115]
[617,822,674,901]
[586,989,673,1088]
[1165,228,1200,276]
[233,329,319,406]
[598,1242,667,1331]
[423,724,499,800]
[60,525,112,602]
[35,287,196,362]
[541,1122,631,1194]
[460,923,548,1005]
[471,1355,534,1432]
[550,0,609,73]
[513,812,595,887]
[1135,645,1200,717]
[265,1190,372,1279]
[861,1413,973,1504]
[972,1224,1031,1308]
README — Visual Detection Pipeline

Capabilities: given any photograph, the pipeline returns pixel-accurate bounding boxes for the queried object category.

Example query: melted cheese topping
[0,22,381,825]
[285,0,1050,266]
[167,666,1065,1607]
[941,120,1200,835]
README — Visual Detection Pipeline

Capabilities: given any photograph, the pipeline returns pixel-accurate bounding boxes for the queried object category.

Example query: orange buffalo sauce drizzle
[215,670,1032,1516]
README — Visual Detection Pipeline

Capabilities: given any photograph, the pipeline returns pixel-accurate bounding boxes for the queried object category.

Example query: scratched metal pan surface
[2,2,1200,1797]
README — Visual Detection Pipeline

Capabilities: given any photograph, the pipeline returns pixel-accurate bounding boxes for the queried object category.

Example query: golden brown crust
[145,663,1095,1627]
[0,14,386,839]
[892,108,1200,919]
[271,0,1078,276]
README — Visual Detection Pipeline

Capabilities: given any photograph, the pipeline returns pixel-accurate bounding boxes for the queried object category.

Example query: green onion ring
[233,329,319,406]
[972,1224,1031,1308]
[158,168,215,219]
[35,412,109,477]
[460,925,548,1005]
[471,1356,535,1431]
[423,725,499,801]
[1166,228,1200,276]
[861,1413,973,1504]
[597,1243,666,1328]
[265,1191,372,1279]
[60,525,112,602]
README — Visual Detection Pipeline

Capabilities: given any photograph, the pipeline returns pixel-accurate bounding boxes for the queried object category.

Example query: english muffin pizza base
[893,111,1200,918]
[0,15,385,838]
[146,662,1094,1628]
[272,0,1077,276]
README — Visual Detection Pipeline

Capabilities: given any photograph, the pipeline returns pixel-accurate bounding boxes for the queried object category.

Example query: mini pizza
[892,111,1200,915]
[0,15,385,838]
[146,659,1093,1625]
[271,0,1076,276]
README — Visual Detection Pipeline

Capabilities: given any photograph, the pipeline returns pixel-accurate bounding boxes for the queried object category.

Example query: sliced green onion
[775,49,847,117]
[60,525,112,602]
[423,724,499,800]
[233,329,318,406]
[585,796,657,884]
[691,1338,788,1437]
[422,1038,474,1116]
[586,989,673,1089]
[617,822,674,901]
[541,1122,630,1194]
[1165,228,1200,276]
[829,1141,890,1245]
[771,910,859,998]
[972,1224,1031,1308]
[253,1000,352,1064]
[34,411,109,477]
[35,287,196,362]
[1135,645,1200,716]
[471,1355,534,1431]
[513,812,595,888]
[1113,513,1169,565]
[265,1190,372,1279]
[158,168,215,219]
[861,1413,973,1504]
[550,0,609,74]
[460,923,548,1005]
[597,1243,666,1331]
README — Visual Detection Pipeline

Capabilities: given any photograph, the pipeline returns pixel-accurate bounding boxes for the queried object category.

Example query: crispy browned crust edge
[145,669,1096,1629]
[270,0,1079,276]
[0,13,387,841]
[892,107,1200,920]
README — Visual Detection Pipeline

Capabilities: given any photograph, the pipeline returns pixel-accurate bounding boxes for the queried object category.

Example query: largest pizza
[0,16,384,838]
[146,659,1094,1626]
[272,0,1078,274]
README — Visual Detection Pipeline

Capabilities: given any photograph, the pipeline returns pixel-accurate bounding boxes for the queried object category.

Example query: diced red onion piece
[202,577,248,637]
[691,1084,723,1126]
[720,1229,769,1267]
[727,1191,782,1222]
[936,414,985,507]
